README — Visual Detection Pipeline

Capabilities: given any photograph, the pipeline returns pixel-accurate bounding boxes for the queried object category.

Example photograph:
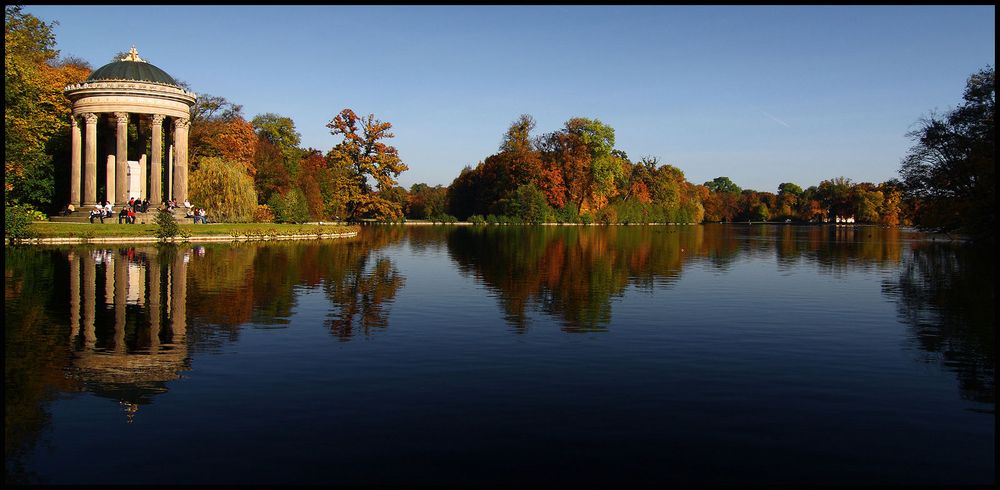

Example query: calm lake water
[4,225,994,485]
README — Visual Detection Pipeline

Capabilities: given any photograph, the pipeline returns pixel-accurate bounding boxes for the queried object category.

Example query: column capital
[151,114,166,124]
[114,112,129,124]
[70,114,79,128]
[82,112,99,124]
[173,117,190,130]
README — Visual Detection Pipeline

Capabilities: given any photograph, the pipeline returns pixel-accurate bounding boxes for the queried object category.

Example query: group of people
[89,201,114,223]
[80,197,210,224]
[186,207,210,224]
[163,198,189,210]
[87,197,151,224]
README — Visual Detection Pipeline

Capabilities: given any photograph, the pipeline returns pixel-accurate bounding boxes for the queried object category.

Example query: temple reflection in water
[65,246,192,422]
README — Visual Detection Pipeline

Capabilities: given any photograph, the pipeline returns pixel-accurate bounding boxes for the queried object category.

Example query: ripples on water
[4,225,994,485]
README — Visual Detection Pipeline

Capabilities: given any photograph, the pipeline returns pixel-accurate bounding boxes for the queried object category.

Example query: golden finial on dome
[121,45,145,62]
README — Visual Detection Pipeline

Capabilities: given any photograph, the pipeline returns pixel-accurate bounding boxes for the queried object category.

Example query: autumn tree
[797,186,827,222]
[322,149,362,220]
[500,114,544,189]
[188,156,258,222]
[407,183,448,219]
[298,150,327,220]
[190,117,257,174]
[326,109,409,221]
[815,177,855,219]
[538,119,599,211]
[253,137,291,205]
[186,89,257,175]
[252,113,303,176]
[853,184,884,224]
[701,177,742,222]
[900,66,995,242]
[5,6,90,209]
[878,179,905,226]
[776,182,803,220]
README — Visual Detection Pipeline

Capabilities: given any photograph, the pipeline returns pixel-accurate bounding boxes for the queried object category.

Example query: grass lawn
[27,222,359,239]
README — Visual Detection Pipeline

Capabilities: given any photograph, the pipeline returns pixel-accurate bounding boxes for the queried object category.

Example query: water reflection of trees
[883,243,995,405]
[5,247,81,484]
[324,253,405,340]
[446,225,919,332]
[5,233,407,483]
[447,226,698,332]
[5,244,191,483]
[184,227,406,342]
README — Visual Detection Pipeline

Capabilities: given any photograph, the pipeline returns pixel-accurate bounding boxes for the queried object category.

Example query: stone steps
[49,207,192,224]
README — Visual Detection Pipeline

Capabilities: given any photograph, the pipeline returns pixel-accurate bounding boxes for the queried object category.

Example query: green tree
[186,90,243,124]
[778,182,803,197]
[900,66,995,242]
[569,117,621,204]
[188,156,259,222]
[268,187,310,224]
[252,112,303,175]
[751,202,770,222]
[510,183,553,223]
[704,176,741,195]
[854,186,884,224]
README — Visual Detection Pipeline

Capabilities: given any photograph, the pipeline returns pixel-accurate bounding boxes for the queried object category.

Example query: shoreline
[6,221,926,246]
[9,231,358,245]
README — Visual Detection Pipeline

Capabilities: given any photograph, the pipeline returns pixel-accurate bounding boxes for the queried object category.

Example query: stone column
[135,258,147,305]
[105,254,115,305]
[172,118,190,202]
[139,154,147,200]
[83,113,98,206]
[114,251,128,353]
[170,249,188,343]
[168,144,174,199]
[82,252,97,350]
[106,155,116,205]
[69,251,80,341]
[70,116,82,206]
[150,114,164,204]
[148,252,162,352]
[115,112,129,204]
[165,259,171,314]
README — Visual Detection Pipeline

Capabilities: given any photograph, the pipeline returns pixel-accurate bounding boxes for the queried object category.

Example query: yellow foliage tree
[189,157,259,223]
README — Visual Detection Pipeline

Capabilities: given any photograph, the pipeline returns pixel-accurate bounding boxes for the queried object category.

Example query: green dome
[86,59,178,86]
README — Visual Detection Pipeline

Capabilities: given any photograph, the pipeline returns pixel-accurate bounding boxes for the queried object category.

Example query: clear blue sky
[25,5,995,192]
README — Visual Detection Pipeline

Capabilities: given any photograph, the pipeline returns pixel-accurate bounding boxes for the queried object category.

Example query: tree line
[5,7,993,242]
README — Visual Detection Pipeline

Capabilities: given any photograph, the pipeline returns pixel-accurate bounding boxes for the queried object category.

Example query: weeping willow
[189,156,258,223]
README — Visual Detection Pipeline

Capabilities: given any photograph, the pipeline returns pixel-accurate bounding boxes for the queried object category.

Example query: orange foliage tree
[326,108,409,221]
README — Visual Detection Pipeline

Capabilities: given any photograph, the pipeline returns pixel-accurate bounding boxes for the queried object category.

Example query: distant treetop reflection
[447,226,696,332]
[447,225,910,332]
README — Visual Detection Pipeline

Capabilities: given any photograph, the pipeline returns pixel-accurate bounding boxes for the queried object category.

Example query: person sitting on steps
[90,205,104,224]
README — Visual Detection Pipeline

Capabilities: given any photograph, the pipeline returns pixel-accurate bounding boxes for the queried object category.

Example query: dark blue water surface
[4,225,994,485]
